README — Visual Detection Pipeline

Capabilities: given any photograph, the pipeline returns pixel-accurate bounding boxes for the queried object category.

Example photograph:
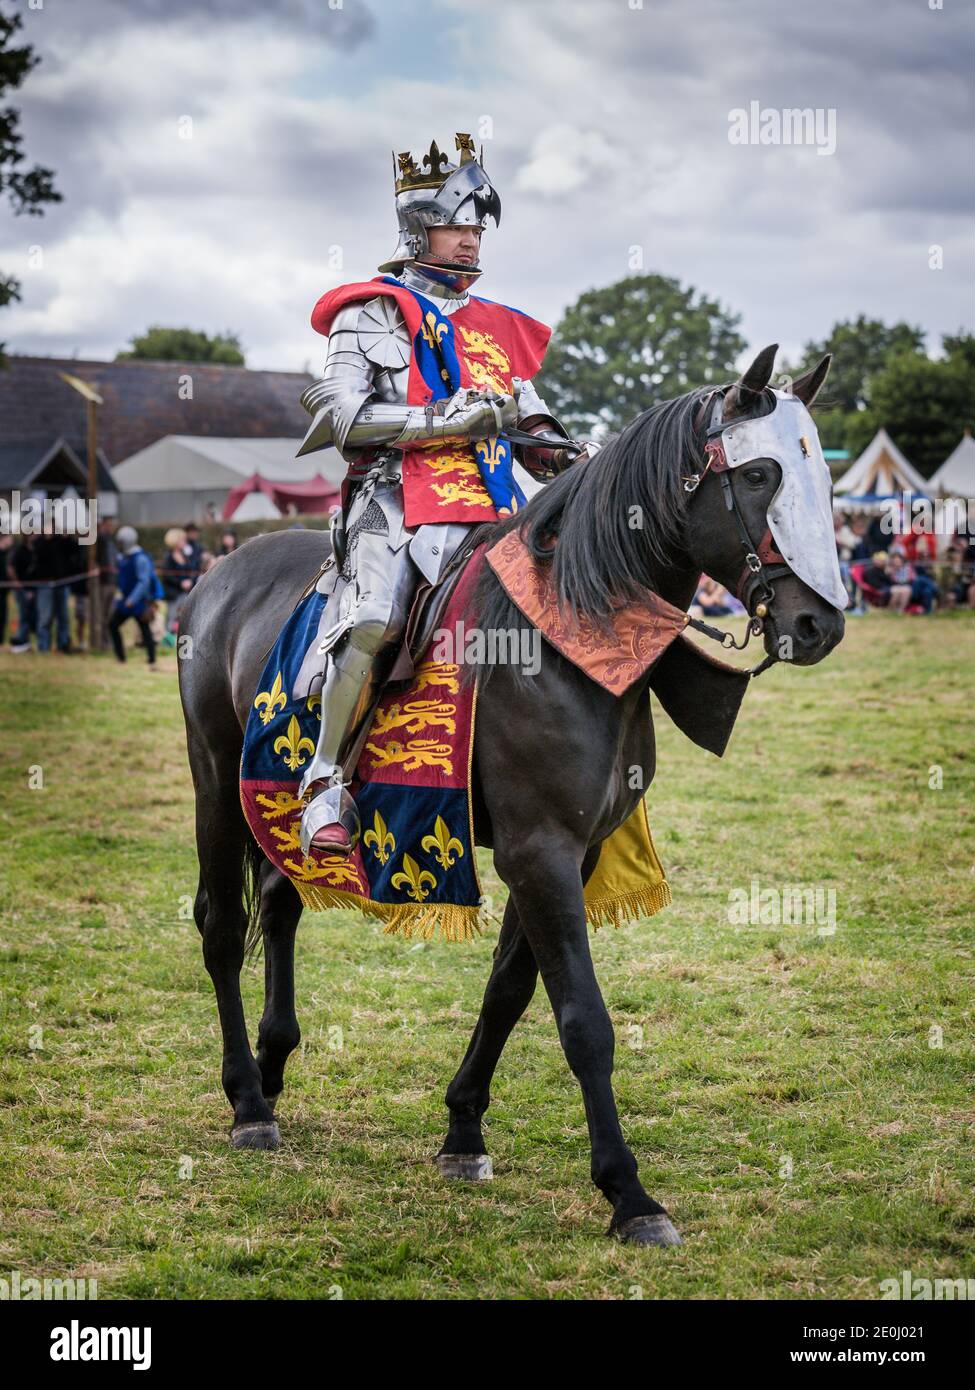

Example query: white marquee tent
[928,430,975,497]
[113,435,343,525]
[833,428,928,505]
[229,488,283,521]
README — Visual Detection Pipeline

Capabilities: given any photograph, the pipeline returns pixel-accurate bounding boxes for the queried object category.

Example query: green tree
[537,273,746,437]
[117,325,246,365]
[786,315,926,414]
[0,5,62,364]
[843,347,975,478]
[942,331,975,372]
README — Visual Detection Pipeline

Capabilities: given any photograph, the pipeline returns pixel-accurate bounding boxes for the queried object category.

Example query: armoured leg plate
[298,480,417,853]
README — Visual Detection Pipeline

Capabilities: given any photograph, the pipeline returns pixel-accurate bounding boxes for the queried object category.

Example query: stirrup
[299,781,361,858]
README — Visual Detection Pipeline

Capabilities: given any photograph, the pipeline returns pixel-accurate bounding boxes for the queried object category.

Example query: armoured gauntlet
[351,386,517,450]
[298,377,517,457]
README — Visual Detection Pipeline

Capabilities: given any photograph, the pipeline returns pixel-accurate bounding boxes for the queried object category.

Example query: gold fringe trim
[584,879,672,931]
[292,878,671,941]
[291,883,483,942]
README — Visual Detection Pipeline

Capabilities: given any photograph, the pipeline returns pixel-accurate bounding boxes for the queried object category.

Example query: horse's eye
[744,468,766,486]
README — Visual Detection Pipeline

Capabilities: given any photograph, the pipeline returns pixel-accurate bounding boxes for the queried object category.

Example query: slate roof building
[0,355,336,522]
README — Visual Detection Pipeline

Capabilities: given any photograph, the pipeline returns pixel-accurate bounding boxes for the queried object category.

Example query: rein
[681,390,792,677]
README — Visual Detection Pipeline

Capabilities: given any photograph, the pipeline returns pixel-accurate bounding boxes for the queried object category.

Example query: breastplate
[371,275,469,405]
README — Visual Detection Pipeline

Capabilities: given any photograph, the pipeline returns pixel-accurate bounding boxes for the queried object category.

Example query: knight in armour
[294,133,581,857]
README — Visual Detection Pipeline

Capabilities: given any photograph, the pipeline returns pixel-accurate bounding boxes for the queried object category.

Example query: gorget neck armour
[396,261,471,307]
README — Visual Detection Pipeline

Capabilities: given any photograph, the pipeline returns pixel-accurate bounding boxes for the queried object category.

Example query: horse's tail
[242,834,266,960]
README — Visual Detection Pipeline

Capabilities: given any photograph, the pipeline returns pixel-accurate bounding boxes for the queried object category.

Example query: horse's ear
[724,343,778,418]
[792,353,831,407]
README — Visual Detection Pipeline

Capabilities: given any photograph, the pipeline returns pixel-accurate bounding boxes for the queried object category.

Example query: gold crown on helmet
[393,132,481,193]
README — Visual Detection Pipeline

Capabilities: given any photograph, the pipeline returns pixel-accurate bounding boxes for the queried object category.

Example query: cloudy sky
[2,0,972,373]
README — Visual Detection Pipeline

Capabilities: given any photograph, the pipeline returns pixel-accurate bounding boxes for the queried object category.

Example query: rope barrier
[0,564,203,590]
[0,569,102,590]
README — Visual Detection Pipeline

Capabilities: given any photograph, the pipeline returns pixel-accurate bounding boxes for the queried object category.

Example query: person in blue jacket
[109,526,163,666]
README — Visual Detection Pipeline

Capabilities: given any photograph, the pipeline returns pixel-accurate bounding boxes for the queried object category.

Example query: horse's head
[683,345,846,669]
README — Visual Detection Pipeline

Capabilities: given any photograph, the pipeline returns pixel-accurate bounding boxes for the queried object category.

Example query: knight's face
[427,223,482,266]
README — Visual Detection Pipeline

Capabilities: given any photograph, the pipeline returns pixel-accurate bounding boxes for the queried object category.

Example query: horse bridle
[681,389,795,673]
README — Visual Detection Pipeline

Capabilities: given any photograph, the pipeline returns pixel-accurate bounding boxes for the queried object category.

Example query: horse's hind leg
[436,899,537,1180]
[496,837,681,1247]
[190,739,280,1151]
[255,862,303,1113]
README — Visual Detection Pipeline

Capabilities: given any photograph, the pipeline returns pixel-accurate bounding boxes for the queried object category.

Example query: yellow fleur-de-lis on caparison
[306,692,321,721]
[254,670,287,726]
[421,815,464,870]
[390,854,437,903]
[474,437,505,474]
[363,810,395,865]
[273,715,315,772]
[421,311,448,349]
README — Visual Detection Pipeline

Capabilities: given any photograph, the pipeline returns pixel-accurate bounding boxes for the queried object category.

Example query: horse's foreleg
[436,899,537,1180]
[255,864,302,1112]
[498,836,681,1246]
[193,767,279,1151]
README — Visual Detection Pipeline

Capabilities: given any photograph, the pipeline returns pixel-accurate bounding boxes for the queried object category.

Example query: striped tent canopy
[833,428,927,501]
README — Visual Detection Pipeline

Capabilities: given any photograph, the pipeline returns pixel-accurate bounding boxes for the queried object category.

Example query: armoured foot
[300,782,360,858]
[311,822,355,855]
[230,1120,281,1151]
[435,1152,494,1182]
[613,1213,683,1247]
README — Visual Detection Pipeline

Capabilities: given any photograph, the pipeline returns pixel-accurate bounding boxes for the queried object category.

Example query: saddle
[390,522,496,683]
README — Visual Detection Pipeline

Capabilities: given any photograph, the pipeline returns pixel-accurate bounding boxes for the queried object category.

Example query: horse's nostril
[796,613,825,646]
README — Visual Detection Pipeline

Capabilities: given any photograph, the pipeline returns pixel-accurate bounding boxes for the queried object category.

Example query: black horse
[178,346,844,1246]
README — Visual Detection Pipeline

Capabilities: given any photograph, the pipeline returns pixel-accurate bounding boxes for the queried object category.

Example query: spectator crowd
[833,511,974,615]
[4,503,973,665]
[0,520,240,663]
[684,508,974,622]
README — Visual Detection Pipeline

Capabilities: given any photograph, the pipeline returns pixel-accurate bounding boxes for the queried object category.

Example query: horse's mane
[474,383,719,656]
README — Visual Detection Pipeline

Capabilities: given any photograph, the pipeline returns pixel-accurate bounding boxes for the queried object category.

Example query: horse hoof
[435,1152,493,1182]
[231,1121,281,1151]
[614,1214,682,1247]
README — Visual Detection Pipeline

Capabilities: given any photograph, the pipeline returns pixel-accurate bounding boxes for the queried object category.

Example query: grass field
[0,610,972,1301]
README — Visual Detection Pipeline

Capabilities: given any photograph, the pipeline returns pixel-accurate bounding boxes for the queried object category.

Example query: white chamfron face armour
[718,391,848,611]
